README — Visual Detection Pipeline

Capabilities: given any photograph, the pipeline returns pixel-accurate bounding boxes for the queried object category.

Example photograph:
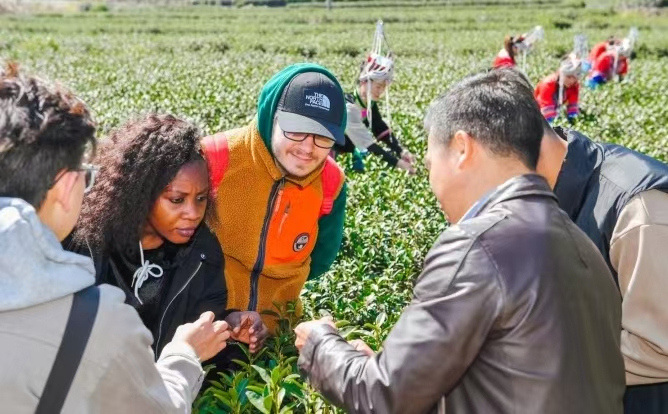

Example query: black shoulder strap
[36,286,100,414]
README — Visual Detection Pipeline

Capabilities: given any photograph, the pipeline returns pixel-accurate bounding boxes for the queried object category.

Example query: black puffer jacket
[69,225,228,357]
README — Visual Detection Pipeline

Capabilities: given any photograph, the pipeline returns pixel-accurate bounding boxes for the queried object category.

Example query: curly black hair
[0,62,96,208]
[74,114,205,255]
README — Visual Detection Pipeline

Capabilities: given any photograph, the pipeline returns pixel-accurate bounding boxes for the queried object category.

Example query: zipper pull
[278,202,291,235]
[273,189,284,215]
[273,178,286,215]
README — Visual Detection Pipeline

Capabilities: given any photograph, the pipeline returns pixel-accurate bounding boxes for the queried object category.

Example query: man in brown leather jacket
[294,68,626,414]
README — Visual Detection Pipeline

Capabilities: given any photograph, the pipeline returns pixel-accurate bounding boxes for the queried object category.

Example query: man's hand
[225,311,268,353]
[396,159,416,175]
[294,316,337,352]
[349,339,375,357]
[172,311,230,361]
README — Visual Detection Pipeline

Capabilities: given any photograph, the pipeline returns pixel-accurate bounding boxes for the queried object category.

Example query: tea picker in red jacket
[493,26,544,71]
[583,36,616,73]
[587,28,638,89]
[534,54,582,124]
[493,35,523,69]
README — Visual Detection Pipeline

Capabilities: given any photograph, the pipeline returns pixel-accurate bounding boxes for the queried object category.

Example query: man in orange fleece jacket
[202,64,347,333]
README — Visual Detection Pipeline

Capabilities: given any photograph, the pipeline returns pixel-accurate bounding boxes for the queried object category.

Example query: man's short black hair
[424,67,543,170]
[0,63,96,208]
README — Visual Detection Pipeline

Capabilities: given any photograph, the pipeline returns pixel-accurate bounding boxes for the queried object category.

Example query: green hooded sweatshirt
[257,63,348,280]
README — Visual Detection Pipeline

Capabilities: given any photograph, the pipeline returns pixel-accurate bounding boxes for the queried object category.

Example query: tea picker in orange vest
[202,64,347,333]
[334,20,416,174]
[534,54,582,124]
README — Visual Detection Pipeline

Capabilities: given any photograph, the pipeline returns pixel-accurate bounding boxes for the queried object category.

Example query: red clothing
[493,49,515,68]
[589,42,609,63]
[534,72,579,120]
[591,50,628,81]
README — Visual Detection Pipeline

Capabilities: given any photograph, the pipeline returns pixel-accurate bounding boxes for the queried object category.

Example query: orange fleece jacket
[204,122,345,332]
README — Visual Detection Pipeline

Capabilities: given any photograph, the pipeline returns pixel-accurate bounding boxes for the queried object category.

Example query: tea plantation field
[2,4,667,412]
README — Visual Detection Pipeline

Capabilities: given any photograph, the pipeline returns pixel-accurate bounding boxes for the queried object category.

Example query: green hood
[256,63,347,155]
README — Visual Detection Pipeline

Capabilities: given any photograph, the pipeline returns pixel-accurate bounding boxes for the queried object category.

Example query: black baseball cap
[276,72,346,146]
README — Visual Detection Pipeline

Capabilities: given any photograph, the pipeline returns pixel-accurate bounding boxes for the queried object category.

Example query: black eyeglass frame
[282,131,336,149]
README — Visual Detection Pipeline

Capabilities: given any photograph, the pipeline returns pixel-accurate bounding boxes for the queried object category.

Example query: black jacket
[554,128,668,283]
[69,225,227,357]
[299,174,626,414]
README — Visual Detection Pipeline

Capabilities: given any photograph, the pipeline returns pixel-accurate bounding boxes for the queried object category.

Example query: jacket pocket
[264,185,320,267]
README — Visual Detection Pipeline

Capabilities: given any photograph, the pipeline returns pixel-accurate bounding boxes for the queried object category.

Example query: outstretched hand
[225,311,268,353]
[294,316,337,352]
[397,159,417,175]
[172,311,230,362]
[401,149,416,165]
[349,339,375,357]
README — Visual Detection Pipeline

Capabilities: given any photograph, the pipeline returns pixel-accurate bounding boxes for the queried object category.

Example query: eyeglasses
[79,163,99,193]
[283,131,336,149]
[51,163,99,194]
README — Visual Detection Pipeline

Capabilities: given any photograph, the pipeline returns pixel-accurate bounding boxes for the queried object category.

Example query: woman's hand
[225,311,268,353]
[401,149,416,165]
[397,159,416,175]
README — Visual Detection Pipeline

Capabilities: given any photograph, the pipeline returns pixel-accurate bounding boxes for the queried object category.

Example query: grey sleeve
[89,289,204,413]
[345,102,376,150]
[298,232,503,414]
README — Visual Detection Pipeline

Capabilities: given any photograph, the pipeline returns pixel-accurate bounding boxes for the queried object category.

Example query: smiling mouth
[291,152,313,162]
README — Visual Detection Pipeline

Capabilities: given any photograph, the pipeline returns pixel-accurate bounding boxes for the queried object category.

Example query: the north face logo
[293,233,310,252]
[304,92,330,111]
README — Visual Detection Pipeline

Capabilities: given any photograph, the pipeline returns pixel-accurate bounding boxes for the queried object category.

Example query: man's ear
[451,130,475,168]
[52,170,80,213]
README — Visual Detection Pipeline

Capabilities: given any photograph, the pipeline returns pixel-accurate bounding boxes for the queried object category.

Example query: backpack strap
[36,286,100,414]
[201,133,229,197]
[319,156,345,218]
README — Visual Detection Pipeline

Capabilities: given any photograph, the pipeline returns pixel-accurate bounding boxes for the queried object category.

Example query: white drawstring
[131,241,164,305]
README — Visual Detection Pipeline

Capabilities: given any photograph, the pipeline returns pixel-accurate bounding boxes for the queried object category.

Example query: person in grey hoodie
[0,63,231,412]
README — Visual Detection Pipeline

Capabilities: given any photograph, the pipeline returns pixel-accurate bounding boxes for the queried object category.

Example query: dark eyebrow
[164,188,209,196]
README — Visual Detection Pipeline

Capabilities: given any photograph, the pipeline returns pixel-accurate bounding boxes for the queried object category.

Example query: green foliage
[2,5,666,412]
[193,307,345,413]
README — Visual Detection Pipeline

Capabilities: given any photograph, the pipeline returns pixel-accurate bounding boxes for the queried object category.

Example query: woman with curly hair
[69,114,267,359]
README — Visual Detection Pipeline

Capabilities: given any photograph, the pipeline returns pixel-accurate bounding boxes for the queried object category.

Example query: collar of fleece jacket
[255,63,347,157]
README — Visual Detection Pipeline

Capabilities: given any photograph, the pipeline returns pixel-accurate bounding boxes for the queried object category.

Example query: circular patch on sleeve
[293,233,310,252]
